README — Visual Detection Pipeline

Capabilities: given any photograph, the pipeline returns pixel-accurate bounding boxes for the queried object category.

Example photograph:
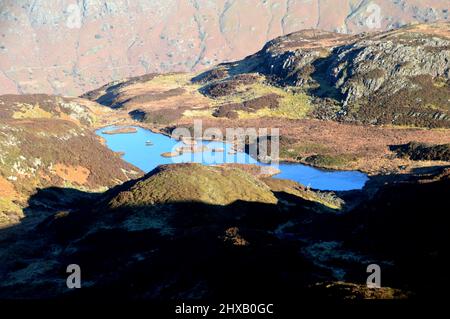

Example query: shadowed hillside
[0,163,448,300]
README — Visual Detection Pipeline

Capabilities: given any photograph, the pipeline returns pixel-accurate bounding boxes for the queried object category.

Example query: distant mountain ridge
[0,0,449,95]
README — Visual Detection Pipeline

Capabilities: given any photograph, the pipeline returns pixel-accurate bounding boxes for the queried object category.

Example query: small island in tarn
[176,145,209,154]
[102,127,138,135]
[161,151,180,158]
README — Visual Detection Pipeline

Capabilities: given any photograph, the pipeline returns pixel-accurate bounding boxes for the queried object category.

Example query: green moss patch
[108,163,278,207]
[305,154,358,168]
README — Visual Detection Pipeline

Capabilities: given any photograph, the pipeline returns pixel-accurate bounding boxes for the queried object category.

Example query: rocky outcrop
[197,22,450,127]
[325,27,450,126]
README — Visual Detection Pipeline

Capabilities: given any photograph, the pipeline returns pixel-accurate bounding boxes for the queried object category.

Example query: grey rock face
[330,35,450,105]
[227,23,450,127]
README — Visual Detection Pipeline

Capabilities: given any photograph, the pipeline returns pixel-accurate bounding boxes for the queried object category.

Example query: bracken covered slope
[0,0,449,95]
[0,94,142,226]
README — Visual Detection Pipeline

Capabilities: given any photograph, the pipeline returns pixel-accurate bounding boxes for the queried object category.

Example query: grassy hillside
[108,163,278,208]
